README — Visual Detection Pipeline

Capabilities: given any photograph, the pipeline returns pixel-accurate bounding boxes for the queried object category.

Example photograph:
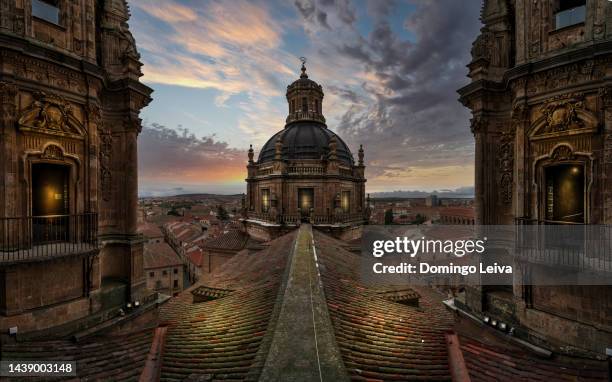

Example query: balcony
[247,212,366,226]
[514,218,611,274]
[0,213,98,264]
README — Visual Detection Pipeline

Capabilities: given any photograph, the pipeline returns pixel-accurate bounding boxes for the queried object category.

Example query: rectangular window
[149,271,154,278]
[174,268,178,274]
[341,191,350,213]
[261,189,270,213]
[544,164,584,223]
[298,188,314,211]
[302,97,308,113]
[163,270,168,276]
[555,1,585,30]
[32,0,60,25]
[173,280,179,288]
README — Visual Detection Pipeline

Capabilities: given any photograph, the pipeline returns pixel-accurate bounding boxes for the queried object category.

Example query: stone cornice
[459,40,612,102]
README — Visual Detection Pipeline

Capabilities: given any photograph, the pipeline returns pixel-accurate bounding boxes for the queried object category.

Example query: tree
[217,205,229,221]
[412,213,426,225]
[384,209,394,225]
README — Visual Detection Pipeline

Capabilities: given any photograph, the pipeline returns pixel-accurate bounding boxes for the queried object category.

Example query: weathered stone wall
[458,0,612,356]
[0,0,152,334]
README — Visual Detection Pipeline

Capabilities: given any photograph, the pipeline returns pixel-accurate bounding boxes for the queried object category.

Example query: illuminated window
[32,0,60,25]
[298,188,314,213]
[554,0,585,30]
[261,189,270,213]
[341,191,350,213]
[545,164,584,223]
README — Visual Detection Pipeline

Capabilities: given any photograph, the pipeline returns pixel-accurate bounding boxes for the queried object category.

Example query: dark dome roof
[258,122,354,166]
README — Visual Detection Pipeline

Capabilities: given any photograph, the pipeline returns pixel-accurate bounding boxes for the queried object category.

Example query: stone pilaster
[87,102,101,212]
[600,85,612,224]
[471,116,485,225]
[0,82,17,218]
[512,101,529,220]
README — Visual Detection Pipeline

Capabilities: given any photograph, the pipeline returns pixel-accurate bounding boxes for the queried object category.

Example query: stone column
[0,82,17,218]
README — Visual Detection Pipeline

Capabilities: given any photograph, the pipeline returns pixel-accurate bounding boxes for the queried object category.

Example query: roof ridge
[258,224,349,381]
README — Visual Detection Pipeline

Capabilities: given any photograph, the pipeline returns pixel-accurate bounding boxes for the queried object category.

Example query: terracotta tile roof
[1,329,154,381]
[439,207,475,218]
[460,335,608,382]
[312,230,455,381]
[201,229,251,251]
[144,242,182,269]
[158,231,296,381]
[138,222,164,238]
[187,246,204,267]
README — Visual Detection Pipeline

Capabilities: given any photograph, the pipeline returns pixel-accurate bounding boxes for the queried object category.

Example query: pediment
[18,92,86,139]
[529,98,598,140]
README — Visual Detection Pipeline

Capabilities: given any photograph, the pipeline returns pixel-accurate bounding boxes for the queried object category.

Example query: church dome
[257,121,354,166]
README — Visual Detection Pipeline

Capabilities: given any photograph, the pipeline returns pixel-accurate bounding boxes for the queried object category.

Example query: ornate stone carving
[511,102,529,126]
[471,27,493,64]
[550,145,575,161]
[0,81,17,120]
[497,123,515,204]
[527,61,605,96]
[599,86,612,109]
[87,103,102,125]
[99,125,113,201]
[18,92,85,138]
[41,144,64,160]
[470,115,485,135]
[538,98,585,134]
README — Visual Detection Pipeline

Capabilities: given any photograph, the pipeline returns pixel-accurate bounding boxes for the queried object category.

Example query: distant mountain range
[370,186,474,199]
[140,187,474,199]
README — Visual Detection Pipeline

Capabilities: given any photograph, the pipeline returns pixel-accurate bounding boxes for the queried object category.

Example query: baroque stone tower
[459,0,612,357]
[244,60,367,241]
[0,0,152,333]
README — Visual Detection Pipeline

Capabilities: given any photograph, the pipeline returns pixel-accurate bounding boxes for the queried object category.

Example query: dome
[258,121,354,166]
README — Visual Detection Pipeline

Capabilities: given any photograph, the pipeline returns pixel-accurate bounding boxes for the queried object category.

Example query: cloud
[138,123,247,187]
[132,0,482,192]
[297,0,482,190]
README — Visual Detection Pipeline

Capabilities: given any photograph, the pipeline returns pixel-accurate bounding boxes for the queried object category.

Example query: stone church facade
[459,0,612,356]
[245,62,368,241]
[0,0,152,333]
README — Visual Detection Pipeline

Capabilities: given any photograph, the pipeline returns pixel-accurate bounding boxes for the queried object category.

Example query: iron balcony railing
[0,213,98,263]
[247,212,366,225]
[514,218,611,273]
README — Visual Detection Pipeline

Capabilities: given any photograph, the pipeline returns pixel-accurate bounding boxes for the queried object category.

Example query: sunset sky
[131,0,482,196]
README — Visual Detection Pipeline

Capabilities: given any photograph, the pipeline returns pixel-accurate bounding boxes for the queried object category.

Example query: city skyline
[132,0,482,195]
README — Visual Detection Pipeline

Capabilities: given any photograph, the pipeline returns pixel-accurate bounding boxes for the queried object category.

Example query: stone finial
[275,135,283,160]
[358,144,364,166]
[300,56,308,79]
[248,144,254,164]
